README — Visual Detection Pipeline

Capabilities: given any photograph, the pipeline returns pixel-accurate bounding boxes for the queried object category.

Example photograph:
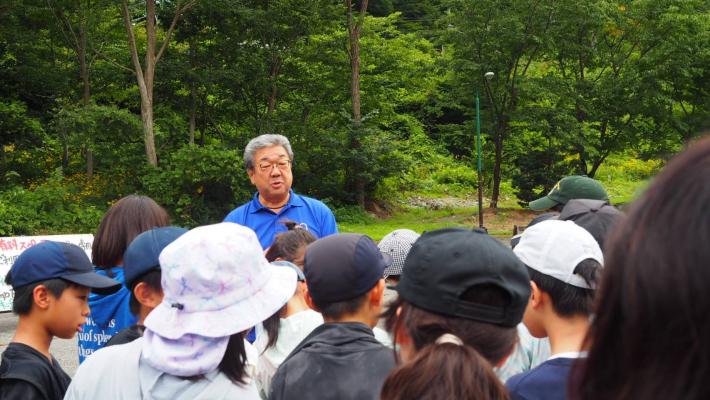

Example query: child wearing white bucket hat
[65,223,298,400]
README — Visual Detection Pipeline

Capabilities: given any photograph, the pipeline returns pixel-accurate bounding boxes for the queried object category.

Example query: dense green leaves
[0,0,708,234]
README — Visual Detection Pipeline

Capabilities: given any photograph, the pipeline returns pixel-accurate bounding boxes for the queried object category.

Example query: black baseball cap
[558,199,624,250]
[8,241,121,294]
[304,233,392,304]
[396,228,531,328]
[123,226,188,289]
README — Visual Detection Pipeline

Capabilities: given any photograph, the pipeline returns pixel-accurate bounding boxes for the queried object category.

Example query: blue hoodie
[77,267,137,363]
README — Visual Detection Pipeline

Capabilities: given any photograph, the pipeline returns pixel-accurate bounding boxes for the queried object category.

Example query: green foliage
[140,143,251,227]
[0,100,50,184]
[0,0,705,235]
[0,170,104,236]
[333,206,375,225]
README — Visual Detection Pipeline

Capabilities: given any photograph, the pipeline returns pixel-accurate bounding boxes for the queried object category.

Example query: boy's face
[522,282,546,338]
[46,285,91,339]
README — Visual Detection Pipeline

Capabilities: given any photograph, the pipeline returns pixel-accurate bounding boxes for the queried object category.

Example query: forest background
[1,0,709,237]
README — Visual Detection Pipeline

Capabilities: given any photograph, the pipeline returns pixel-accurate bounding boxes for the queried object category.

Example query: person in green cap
[529,175,609,211]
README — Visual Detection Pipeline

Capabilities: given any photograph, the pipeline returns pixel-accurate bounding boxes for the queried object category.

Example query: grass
[339,206,541,241]
[338,154,656,241]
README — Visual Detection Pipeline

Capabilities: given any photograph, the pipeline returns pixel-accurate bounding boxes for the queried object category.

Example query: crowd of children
[1,135,710,399]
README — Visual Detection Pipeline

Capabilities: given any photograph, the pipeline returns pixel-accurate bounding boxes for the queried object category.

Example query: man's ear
[133,282,163,309]
[33,285,51,310]
[529,280,543,309]
[247,168,256,185]
[303,284,320,312]
[369,279,385,307]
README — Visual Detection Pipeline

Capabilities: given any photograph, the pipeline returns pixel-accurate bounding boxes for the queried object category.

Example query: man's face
[247,145,293,201]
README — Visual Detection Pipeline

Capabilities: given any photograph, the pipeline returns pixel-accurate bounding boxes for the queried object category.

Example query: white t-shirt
[254,310,323,399]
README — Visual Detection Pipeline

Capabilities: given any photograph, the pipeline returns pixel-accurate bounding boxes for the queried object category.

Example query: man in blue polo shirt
[224,134,338,249]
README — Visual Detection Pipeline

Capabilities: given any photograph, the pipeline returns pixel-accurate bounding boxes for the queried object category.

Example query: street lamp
[475,72,495,230]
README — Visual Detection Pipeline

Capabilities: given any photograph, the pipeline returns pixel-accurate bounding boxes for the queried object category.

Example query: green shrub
[333,206,375,224]
[140,144,251,227]
[0,170,104,236]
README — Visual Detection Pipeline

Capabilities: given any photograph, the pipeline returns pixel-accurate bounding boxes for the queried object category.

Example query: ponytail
[381,334,509,400]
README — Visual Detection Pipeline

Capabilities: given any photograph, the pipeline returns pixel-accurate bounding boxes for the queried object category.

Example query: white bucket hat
[513,220,603,289]
[144,222,297,340]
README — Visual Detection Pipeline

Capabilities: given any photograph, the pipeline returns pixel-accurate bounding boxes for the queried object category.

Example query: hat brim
[381,252,393,268]
[529,196,560,211]
[144,266,297,340]
[61,271,122,295]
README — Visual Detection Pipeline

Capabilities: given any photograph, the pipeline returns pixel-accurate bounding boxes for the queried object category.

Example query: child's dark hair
[525,258,602,317]
[380,285,515,400]
[92,195,170,269]
[381,341,509,400]
[264,221,316,266]
[218,332,249,384]
[186,332,249,384]
[261,221,316,350]
[383,284,518,365]
[5,273,73,315]
[313,292,368,321]
[128,269,162,315]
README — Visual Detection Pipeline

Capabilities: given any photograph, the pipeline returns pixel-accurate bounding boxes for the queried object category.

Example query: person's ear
[303,285,320,312]
[134,282,163,309]
[247,168,256,185]
[529,280,543,309]
[296,281,307,295]
[369,279,385,307]
[33,284,52,310]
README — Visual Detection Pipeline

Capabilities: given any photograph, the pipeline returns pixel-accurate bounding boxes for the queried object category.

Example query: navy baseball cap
[396,228,531,328]
[9,241,121,294]
[123,226,188,289]
[304,233,392,304]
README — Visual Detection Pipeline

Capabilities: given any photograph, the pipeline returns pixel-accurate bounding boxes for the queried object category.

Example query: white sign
[0,234,94,312]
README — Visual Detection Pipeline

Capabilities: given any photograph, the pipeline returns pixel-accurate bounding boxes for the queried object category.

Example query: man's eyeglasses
[258,159,292,173]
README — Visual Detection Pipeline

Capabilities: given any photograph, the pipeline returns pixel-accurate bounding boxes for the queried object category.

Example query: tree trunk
[267,60,279,115]
[78,20,94,178]
[346,0,368,208]
[489,121,504,209]
[122,0,192,166]
[188,37,196,145]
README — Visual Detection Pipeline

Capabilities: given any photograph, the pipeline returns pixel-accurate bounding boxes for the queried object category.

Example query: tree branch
[121,0,144,78]
[155,0,197,64]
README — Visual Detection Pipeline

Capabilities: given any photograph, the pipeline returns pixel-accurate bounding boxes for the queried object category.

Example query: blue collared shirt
[223,190,338,249]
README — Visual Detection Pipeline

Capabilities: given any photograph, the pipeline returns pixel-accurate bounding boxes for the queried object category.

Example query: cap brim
[381,252,393,268]
[529,196,560,211]
[145,266,297,339]
[62,271,122,295]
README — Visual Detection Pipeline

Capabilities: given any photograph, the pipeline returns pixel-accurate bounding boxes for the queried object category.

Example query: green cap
[529,175,608,211]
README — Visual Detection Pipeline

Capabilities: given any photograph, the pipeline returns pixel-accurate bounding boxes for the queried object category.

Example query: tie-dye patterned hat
[144,222,297,340]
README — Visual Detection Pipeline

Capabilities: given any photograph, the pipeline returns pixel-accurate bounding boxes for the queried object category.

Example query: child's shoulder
[1,342,70,399]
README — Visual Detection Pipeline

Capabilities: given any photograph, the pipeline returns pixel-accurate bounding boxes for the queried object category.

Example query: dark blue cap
[304,233,392,304]
[9,241,121,294]
[123,226,188,289]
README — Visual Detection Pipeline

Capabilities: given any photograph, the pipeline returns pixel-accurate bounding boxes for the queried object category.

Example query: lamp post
[475,72,495,230]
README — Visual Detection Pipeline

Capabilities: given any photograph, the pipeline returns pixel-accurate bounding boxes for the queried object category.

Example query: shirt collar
[249,189,303,214]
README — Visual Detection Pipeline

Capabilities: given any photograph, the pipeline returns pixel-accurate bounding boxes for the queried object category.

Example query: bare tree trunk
[346,0,368,208]
[188,37,196,144]
[489,121,504,209]
[267,60,280,115]
[77,20,94,178]
[121,0,194,166]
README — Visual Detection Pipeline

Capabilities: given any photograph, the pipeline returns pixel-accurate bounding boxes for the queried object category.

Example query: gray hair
[243,134,294,170]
